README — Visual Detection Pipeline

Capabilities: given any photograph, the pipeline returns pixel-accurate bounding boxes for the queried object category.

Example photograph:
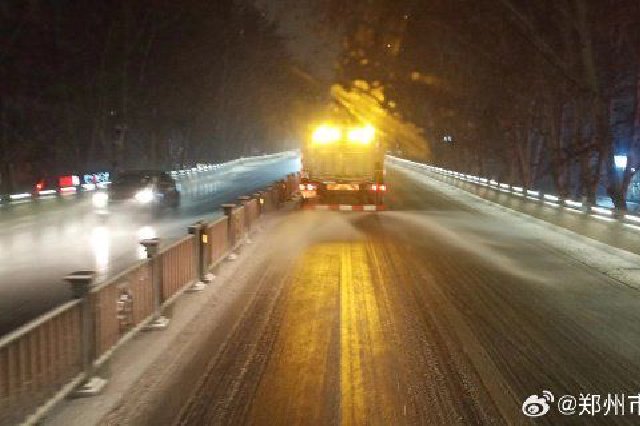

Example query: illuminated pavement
[166,163,640,425]
[0,156,299,336]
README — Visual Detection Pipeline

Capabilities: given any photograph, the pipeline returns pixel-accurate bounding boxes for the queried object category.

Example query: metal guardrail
[0,169,301,425]
[388,156,640,229]
[0,151,297,206]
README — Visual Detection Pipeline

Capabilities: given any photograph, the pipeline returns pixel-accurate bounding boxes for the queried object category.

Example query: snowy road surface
[0,155,299,336]
[94,160,640,425]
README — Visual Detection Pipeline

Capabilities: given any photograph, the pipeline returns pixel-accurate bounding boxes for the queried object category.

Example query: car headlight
[92,192,109,208]
[134,188,155,204]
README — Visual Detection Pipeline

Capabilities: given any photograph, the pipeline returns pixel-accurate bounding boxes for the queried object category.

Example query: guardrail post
[614,208,624,220]
[265,186,274,211]
[252,192,265,232]
[295,172,301,193]
[287,173,295,197]
[277,179,286,205]
[253,192,263,217]
[581,196,593,214]
[222,203,238,260]
[271,184,279,208]
[141,238,170,330]
[187,221,212,292]
[557,197,566,208]
[237,196,252,243]
[64,270,107,397]
[237,194,250,206]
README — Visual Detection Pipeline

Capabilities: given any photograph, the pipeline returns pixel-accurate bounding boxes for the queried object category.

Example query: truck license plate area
[327,183,359,191]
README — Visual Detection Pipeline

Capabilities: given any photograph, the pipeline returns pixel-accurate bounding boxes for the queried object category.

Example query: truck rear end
[301,124,385,210]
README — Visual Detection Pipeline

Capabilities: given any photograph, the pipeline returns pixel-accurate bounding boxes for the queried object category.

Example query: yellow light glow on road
[90,226,110,274]
[312,125,341,144]
[247,242,392,424]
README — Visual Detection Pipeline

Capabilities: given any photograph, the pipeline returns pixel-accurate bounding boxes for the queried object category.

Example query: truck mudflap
[301,204,385,211]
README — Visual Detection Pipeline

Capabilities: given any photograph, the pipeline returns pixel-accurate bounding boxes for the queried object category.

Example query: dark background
[1,0,639,208]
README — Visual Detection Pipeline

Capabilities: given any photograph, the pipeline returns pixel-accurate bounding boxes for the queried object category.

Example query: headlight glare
[92,192,109,208]
[134,188,155,204]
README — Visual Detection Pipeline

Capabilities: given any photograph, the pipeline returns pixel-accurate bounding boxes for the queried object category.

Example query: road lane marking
[340,244,365,425]
[340,242,398,424]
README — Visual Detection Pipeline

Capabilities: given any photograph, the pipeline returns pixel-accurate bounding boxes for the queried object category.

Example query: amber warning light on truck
[312,125,341,145]
[311,124,375,145]
[347,125,375,144]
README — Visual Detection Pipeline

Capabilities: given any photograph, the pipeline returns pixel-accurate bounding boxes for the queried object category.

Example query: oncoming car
[92,170,180,211]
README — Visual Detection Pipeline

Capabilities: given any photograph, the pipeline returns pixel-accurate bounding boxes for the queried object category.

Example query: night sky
[256,0,342,81]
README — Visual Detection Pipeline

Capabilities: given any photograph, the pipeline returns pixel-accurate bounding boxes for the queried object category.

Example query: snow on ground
[597,196,640,212]
[395,164,640,292]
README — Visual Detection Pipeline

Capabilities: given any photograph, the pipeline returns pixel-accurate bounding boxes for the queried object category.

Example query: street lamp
[614,155,628,169]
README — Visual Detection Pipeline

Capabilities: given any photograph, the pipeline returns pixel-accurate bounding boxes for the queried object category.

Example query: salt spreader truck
[300,123,385,211]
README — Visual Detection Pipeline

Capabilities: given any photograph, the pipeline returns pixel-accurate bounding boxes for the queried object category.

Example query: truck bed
[303,147,382,182]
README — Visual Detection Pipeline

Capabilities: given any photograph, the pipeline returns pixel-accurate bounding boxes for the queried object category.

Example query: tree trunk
[575,0,604,205]
[547,99,570,197]
[0,98,14,195]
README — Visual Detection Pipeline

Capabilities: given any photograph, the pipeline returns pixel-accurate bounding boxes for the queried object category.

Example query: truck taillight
[371,184,378,191]
[299,183,305,191]
[300,183,317,191]
[370,184,386,192]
